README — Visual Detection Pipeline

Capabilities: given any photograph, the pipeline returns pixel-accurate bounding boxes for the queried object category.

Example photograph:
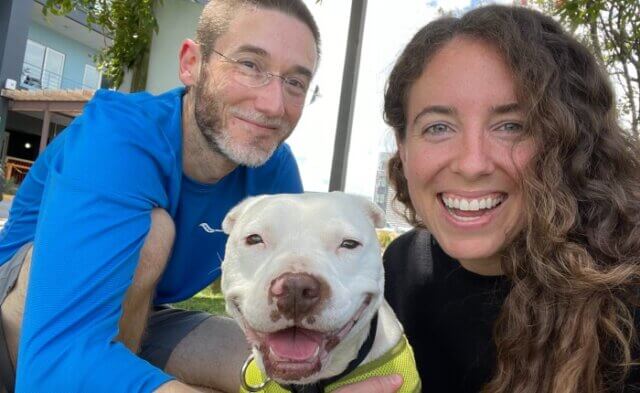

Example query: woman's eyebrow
[491,102,521,115]
[412,105,456,125]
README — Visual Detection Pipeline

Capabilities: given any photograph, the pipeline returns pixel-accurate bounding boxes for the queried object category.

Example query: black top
[383,228,640,393]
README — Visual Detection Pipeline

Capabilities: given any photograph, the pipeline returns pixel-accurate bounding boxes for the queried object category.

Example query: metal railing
[21,61,99,91]
[5,156,34,185]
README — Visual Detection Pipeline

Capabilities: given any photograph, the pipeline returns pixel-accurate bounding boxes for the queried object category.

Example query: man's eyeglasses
[211,49,309,107]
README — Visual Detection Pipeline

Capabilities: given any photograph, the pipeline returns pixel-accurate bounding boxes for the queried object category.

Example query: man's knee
[1,246,33,367]
[136,208,175,288]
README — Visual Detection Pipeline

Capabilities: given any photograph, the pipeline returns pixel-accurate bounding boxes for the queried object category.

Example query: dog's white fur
[221,192,403,385]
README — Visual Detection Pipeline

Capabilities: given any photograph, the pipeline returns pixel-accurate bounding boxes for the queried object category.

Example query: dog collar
[239,330,421,393]
[241,313,420,393]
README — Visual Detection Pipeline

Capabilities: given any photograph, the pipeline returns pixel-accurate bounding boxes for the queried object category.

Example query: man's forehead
[214,7,318,73]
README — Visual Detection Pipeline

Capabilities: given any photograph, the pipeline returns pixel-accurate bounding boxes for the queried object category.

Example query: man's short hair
[196,0,321,61]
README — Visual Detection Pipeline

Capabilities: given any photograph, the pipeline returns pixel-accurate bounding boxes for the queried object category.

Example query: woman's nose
[449,129,495,179]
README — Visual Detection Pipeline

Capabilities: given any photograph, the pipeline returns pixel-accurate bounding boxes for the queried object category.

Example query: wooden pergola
[1,88,95,154]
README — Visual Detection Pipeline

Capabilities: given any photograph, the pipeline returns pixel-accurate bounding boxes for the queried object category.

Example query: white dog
[221,192,420,393]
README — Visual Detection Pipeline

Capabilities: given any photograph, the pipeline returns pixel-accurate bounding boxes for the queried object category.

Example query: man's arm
[16,93,179,392]
[156,380,204,393]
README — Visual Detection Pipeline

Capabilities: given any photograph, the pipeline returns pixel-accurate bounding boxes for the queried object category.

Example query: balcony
[21,60,102,91]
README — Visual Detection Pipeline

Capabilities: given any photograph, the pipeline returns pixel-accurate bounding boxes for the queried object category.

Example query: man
[0,1,317,392]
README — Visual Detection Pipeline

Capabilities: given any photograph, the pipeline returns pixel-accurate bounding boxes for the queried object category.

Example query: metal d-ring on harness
[239,314,379,393]
[241,354,273,392]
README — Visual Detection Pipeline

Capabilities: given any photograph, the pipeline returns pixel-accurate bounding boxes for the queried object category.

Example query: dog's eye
[340,239,361,249]
[245,234,264,245]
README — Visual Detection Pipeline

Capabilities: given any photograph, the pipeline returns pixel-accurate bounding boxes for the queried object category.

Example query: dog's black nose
[270,273,324,321]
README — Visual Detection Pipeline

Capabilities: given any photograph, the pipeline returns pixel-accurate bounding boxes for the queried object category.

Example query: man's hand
[334,374,403,393]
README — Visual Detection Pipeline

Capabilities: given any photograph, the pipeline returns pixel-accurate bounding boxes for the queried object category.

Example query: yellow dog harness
[239,335,421,393]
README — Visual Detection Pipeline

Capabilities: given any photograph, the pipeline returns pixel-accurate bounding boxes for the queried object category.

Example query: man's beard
[193,68,292,168]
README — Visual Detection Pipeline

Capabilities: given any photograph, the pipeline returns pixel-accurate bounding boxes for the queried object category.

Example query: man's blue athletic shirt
[0,87,303,392]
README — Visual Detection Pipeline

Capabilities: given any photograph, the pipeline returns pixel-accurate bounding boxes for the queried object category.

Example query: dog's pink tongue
[267,328,322,361]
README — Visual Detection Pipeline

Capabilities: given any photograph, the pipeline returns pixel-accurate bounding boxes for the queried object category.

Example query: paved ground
[0,197,12,228]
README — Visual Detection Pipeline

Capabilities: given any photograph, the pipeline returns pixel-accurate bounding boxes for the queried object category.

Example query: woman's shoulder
[385,228,431,263]
[383,228,435,283]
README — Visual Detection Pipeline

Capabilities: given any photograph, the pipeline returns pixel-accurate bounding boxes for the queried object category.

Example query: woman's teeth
[441,195,504,211]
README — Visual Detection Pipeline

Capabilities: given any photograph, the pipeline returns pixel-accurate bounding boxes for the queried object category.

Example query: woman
[383,4,640,393]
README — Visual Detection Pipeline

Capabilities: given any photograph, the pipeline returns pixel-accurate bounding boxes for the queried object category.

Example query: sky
[286,0,513,199]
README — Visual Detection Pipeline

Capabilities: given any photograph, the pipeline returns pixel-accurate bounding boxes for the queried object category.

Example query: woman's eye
[245,234,263,245]
[497,122,523,132]
[339,239,361,249]
[423,123,451,135]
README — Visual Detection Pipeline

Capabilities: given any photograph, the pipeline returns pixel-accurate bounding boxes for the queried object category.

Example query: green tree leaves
[42,0,160,91]
[537,0,639,138]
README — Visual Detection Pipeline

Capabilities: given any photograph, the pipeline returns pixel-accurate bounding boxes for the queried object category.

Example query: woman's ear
[178,39,201,87]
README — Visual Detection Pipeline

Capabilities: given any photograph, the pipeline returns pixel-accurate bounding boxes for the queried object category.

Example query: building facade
[0,0,115,185]
[373,152,412,233]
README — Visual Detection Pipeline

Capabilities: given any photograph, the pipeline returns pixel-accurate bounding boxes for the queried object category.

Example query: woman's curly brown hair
[384,5,640,392]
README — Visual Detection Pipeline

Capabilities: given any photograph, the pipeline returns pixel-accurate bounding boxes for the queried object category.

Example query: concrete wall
[27,22,100,90]
[146,0,203,94]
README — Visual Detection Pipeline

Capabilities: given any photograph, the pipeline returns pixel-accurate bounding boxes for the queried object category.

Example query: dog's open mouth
[239,295,372,381]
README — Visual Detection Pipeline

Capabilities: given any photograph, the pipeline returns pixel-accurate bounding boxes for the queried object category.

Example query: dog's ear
[334,192,386,229]
[222,195,268,234]
[363,198,386,228]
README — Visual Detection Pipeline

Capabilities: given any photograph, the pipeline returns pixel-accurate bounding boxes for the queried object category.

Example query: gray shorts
[0,243,212,393]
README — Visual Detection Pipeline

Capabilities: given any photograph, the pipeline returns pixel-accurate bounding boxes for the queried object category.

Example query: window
[83,64,102,90]
[21,40,65,90]
[21,40,45,89]
[42,48,65,89]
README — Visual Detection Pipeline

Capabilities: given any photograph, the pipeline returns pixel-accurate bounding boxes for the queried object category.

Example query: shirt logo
[199,223,224,234]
